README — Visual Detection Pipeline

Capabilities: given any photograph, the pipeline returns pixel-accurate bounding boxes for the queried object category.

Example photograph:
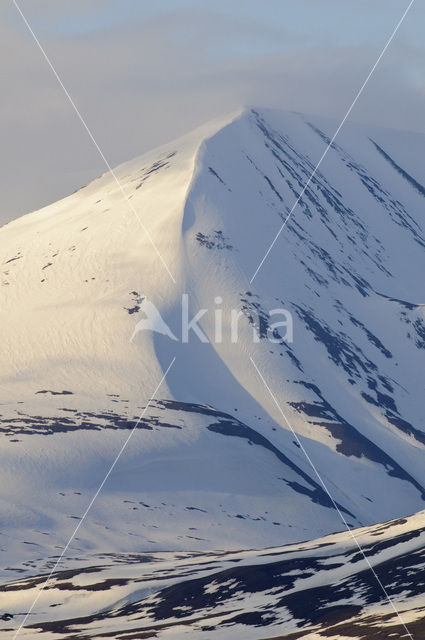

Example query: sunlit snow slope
[1,107,425,578]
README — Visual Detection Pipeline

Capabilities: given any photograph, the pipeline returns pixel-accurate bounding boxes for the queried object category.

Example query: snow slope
[1,107,425,594]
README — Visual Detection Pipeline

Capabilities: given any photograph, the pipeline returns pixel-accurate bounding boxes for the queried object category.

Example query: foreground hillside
[2,510,425,638]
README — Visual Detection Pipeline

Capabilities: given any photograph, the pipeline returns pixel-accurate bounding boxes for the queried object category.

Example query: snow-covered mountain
[1,107,425,636]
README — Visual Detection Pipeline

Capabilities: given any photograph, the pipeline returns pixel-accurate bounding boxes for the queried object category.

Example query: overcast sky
[1,0,424,225]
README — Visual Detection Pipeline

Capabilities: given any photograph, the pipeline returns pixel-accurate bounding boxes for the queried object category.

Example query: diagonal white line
[250,0,415,284]
[12,357,176,639]
[249,356,414,639]
[12,0,176,284]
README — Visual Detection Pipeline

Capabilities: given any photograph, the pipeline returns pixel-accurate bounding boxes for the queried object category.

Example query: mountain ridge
[2,108,425,613]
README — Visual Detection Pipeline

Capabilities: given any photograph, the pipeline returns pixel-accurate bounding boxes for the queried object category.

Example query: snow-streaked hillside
[2,510,425,638]
[2,107,425,635]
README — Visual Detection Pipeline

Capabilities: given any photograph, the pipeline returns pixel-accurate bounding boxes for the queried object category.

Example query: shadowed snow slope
[1,108,425,611]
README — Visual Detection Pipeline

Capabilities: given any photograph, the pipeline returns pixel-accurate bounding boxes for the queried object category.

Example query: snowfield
[1,107,425,637]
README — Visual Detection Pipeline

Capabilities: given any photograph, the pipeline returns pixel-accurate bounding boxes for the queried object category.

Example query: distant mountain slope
[1,107,425,578]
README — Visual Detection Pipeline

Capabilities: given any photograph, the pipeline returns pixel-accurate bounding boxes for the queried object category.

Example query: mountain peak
[2,104,425,577]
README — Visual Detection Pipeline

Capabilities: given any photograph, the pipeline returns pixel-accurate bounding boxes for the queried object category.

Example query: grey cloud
[1,4,424,225]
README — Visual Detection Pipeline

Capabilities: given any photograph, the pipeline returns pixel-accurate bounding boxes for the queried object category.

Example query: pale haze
[1,0,424,224]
